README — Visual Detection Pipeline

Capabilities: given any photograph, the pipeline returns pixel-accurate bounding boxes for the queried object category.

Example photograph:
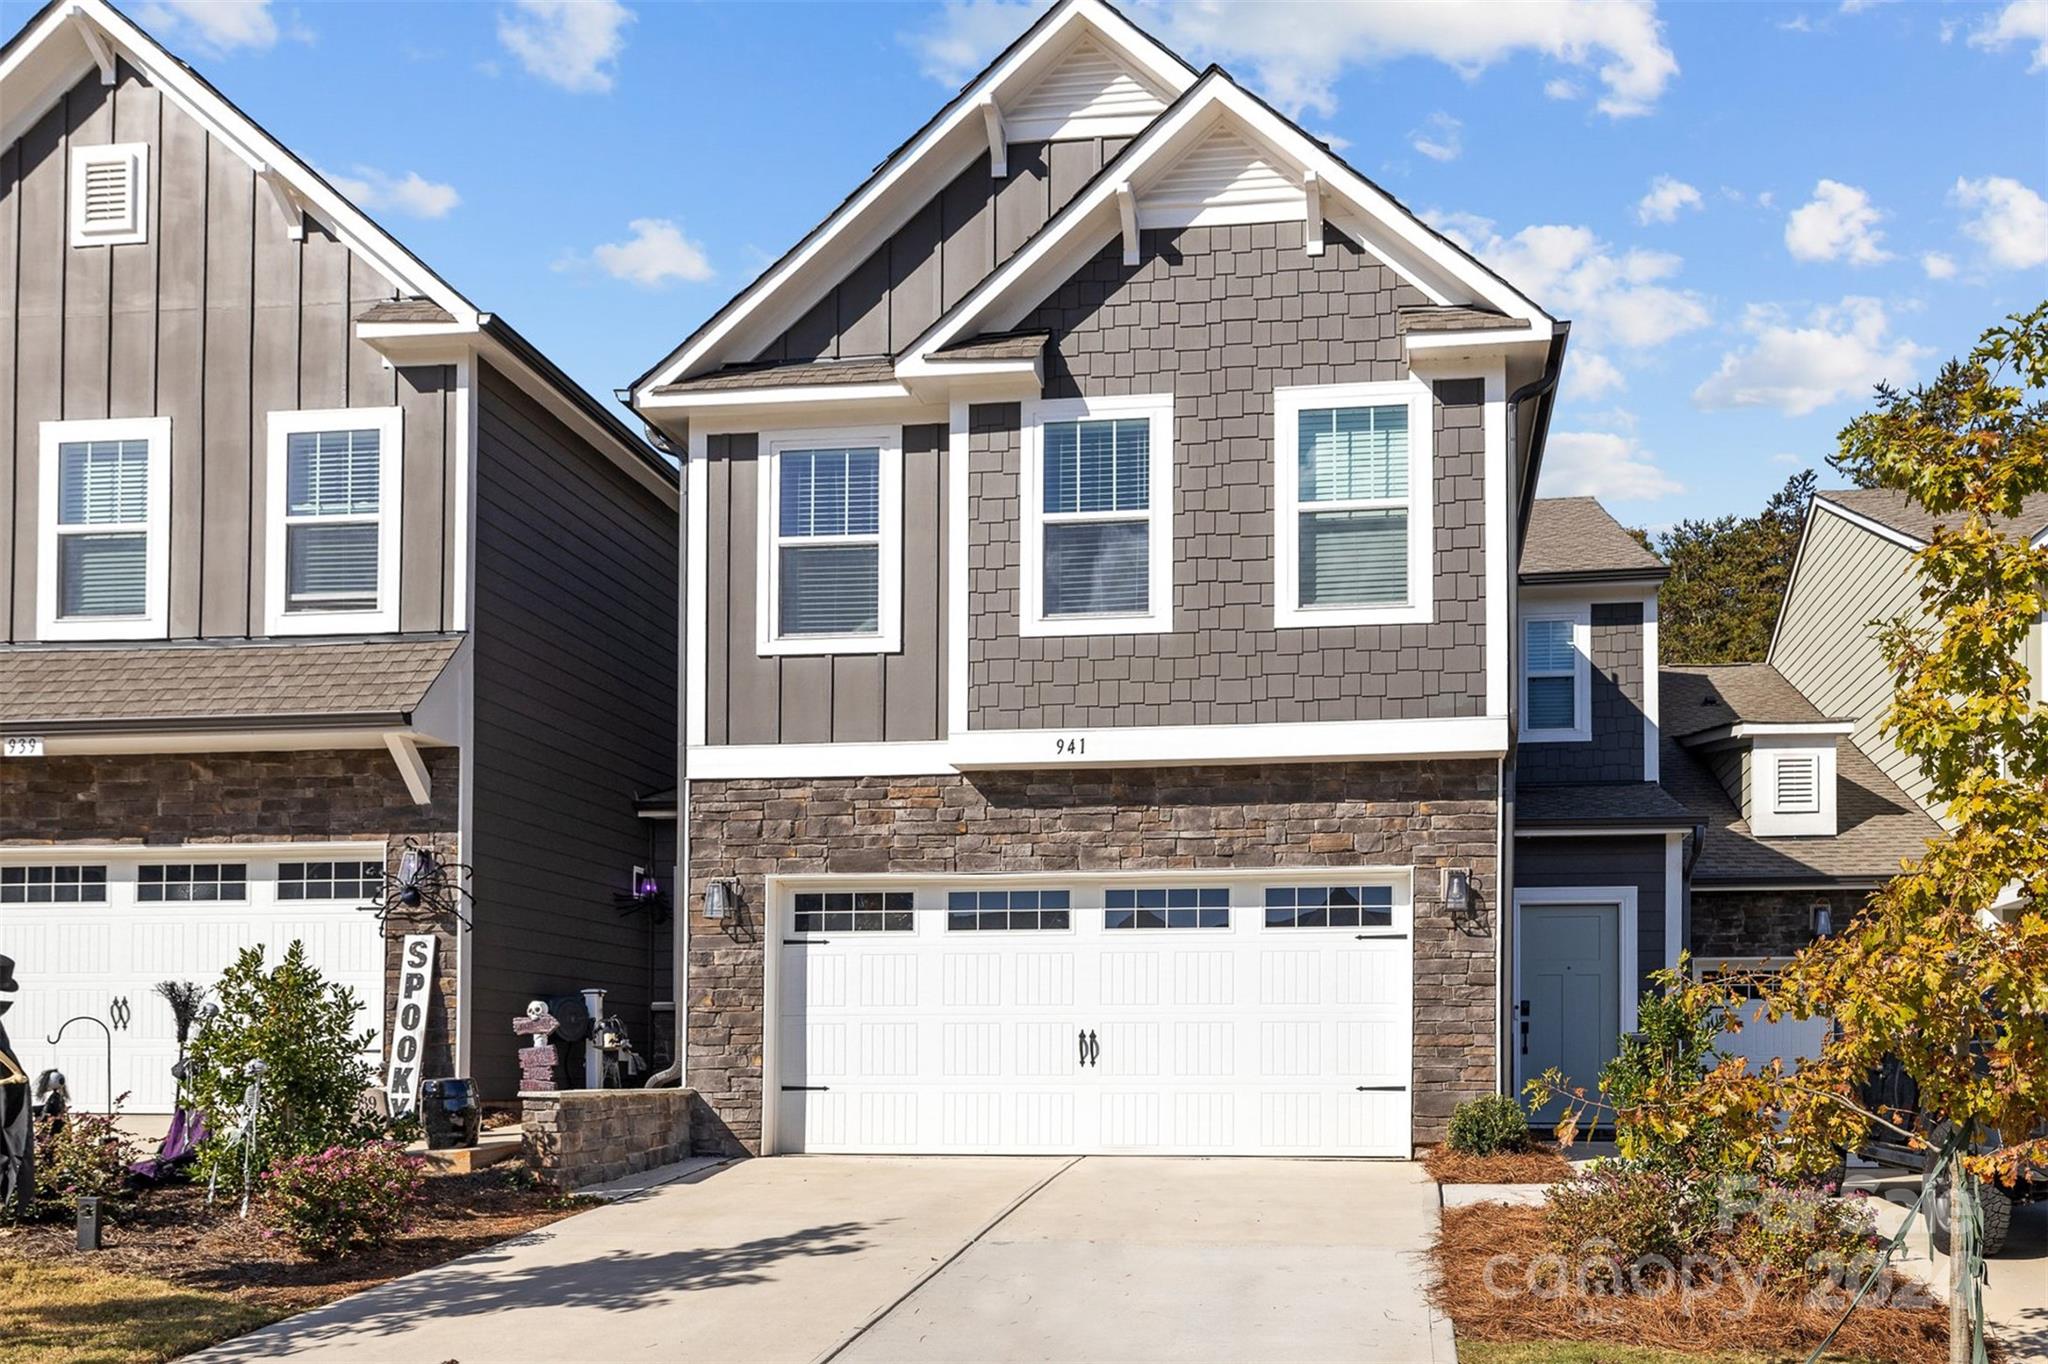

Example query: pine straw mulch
[1431,1203,1978,1364]
[1424,1144,1575,1185]
[0,1167,598,1320]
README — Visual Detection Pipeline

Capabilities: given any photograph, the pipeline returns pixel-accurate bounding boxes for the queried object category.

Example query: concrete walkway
[197,1155,1450,1363]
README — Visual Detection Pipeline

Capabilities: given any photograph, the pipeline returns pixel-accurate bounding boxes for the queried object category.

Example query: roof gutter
[1511,321,1570,544]
[476,314,677,486]
[1,711,412,737]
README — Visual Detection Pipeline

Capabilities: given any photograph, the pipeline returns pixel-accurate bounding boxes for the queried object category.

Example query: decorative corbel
[384,733,433,807]
[1303,170,1325,258]
[1116,182,1139,267]
[254,163,307,242]
[980,98,1007,179]
[68,8,118,85]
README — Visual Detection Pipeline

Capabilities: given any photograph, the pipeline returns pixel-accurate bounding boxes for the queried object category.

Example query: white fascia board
[356,321,481,345]
[0,839,386,862]
[1679,720,1857,746]
[690,741,958,780]
[632,0,1194,401]
[638,382,915,414]
[685,397,950,440]
[1808,495,1927,552]
[1403,328,1553,356]
[24,726,409,756]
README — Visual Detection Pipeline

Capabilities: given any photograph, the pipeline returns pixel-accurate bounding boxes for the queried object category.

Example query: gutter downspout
[1510,321,1570,540]
[646,451,690,1091]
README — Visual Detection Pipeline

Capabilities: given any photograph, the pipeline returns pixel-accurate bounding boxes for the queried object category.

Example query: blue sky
[60,0,2048,530]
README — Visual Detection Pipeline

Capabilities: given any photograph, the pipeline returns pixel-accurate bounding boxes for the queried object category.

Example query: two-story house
[0,0,678,1109]
[632,0,1571,1158]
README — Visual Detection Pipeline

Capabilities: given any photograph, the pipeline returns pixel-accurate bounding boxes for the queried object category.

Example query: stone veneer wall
[1,747,462,1081]
[1692,887,1874,961]
[521,1087,696,1190]
[685,760,1501,1155]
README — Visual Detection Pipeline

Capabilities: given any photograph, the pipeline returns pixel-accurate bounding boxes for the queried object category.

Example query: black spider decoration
[364,838,473,935]
[612,871,671,924]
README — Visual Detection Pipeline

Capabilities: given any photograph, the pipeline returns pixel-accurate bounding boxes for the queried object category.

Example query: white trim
[1302,170,1324,257]
[36,416,171,641]
[1115,182,1140,265]
[68,140,147,247]
[1519,604,1591,743]
[980,99,1007,177]
[1766,491,1822,667]
[0,840,385,862]
[1642,595,1661,783]
[262,406,403,637]
[947,400,972,737]
[686,432,711,748]
[690,741,957,779]
[1516,825,1698,837]
[1272,379,1435,629]
[384,732,433,806]
[1808,494,1927,552]
[1019,392,1175,637]
[761,871,784,1155]
[1484,367,1508,719]
[1513,883,1641,1039]
[12,727,427,757]
[639,382,914,413]
[450,352,477,632]
[1664,832,1685,972]
[755,427,903,656]
[1401,328,1553,355]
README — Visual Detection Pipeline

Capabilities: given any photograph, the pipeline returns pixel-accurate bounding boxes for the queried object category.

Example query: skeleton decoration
[365,838,474,936]
[595,1016,646,1089]
[513,1002,562,1093]
[206,1058,267,1218]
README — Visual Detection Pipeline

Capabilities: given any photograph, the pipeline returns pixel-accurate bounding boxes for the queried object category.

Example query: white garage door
[2,846,388,1113]
[1703,959,1832,1074]
[773,874,1413,1157]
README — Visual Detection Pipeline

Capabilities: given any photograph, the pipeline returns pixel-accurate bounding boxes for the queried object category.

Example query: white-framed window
[1521,606,1591,742]
[264,407,403,636]
[278,860,385,901]
[757,429,902,655]
[0,865,108,905]
[1104,886,1230,929]
[947,889,1073,931]
[70,142,148,247]
[1019,393,1174,636]
[138,864,249,904]
[1273,379,1434,628]
[37,417,171,641]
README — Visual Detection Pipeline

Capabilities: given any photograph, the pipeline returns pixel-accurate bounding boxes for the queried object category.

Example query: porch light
[1811,902,1833,938]
[1443,868,1472,913]
[706,879,737,921]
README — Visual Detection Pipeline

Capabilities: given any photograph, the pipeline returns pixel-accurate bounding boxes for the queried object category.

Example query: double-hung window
[1021,394,1173,635]
[38,417,171,640]
[1273,380,1433,628]
[759,432,901,654]
[1521,607,1589,741]
[265,408,402,635]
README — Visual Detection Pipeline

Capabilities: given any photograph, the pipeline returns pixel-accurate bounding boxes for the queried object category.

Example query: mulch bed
[1424,1144,1574,1185]
[0,1168,597,1319]
[1431,1204,1972,1364]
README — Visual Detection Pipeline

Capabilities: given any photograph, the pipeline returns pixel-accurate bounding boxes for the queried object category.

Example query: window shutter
[1775,754,1820,813]
[70,144,147,246]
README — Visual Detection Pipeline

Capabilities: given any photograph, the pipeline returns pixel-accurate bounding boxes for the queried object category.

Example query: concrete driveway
[198,1156,1451,1363]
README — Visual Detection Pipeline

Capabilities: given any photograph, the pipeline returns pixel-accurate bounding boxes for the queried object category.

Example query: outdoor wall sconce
[1811,902,1834,938]
[706,879,738,921]
[1442,868,1474,912]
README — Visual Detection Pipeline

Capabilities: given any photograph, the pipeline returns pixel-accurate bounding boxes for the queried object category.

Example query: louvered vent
[1138,125,1304,229]
[1004,34,1169,138]
[1774,753,1820,814]
[69,144,147,247]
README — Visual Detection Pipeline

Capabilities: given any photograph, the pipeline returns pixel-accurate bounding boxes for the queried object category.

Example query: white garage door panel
[776,876,1413,1157]
[2,850,387,1114]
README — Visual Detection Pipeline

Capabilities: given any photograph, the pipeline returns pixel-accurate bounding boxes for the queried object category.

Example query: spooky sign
[385,935,437,1117]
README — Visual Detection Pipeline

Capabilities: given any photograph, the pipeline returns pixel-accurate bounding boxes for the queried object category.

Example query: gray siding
[1768,508,1932,818]
[469,361,678,1098]
[703,425,949,746]
[966,221,1485,729]
[1514,835,1668,1000]
[0,61,456,643]
[1519,602,1646,783]
[753,139,1129,364]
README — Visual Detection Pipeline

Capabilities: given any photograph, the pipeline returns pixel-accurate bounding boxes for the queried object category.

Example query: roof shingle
[356,298,457,325]
[931,332,1049,362]
[652,357,898,395]
[1520,497,1667,581]
[1821,488,2047,545]
[1516,781,1698,827]
[1396,304,1529,334]
[1662,664,1847,740]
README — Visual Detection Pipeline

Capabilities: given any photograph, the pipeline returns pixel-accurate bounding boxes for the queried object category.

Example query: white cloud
[1409,113,1462,162]
[1693,297,1930,417]
[1921,250,1958,280]
[1784,180,1892,264]
[1769,452,1805,466]
[1543,76,1582,100]
[134,0,284,52]
[908,0,1678,118]
[1542,430,1684,501]
[1635,174,1702,224]
[498,0,633,93]
[1952,175,2048,270]
[324,166,460,220]
[1442,216,1711,349]
[567,218,714,288]
[1968,0,2048,70]
[1565,350,1626,401]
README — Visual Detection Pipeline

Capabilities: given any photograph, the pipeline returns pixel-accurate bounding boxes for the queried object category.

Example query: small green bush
[262,1142,427,1258]
[1544,1162,1710,1287]
[1446,1095,1532,1155]
[1730,1186,1879,1287]
[14,1108,137,1222]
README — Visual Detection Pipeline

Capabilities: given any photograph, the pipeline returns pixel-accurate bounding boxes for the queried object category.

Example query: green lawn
[0,1257,283,1364]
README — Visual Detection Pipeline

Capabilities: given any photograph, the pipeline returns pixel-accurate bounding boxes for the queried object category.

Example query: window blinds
[1041,419,1151,618]
[1525,618,1577,730]
[55,439,150,618]
[778,447,882,637]
[1295,406,1408,608]
[284,429,382,612]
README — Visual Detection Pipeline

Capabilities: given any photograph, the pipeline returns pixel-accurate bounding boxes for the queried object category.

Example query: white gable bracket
[1116,182,1139,266]
[1303,170,1324,257]
[67,8,117,85]
[980,99,1007,179]
[385,733,433,807]
[255,163,308,242]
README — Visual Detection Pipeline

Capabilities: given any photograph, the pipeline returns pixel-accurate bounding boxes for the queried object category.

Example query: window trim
[1019,392,1175,637]
[755,426,903,656]
[1520,604,1592,743]
[1272,379,1435,629]
[69,142,149,247]
[37,416,172,641]
[264,407,404,637]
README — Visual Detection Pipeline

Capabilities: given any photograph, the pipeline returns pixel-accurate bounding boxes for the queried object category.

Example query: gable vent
[1003,34,1170,140]
[1774,753,1820,814]
[1138,124,1304,231]
[70,143,147,247]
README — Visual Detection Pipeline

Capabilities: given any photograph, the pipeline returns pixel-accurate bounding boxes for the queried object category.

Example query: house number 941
[1054,736,1087,757]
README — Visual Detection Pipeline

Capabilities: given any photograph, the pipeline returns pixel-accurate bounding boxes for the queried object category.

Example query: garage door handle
[1087,1030,1099,1067]
[1078,1029,1088,1068]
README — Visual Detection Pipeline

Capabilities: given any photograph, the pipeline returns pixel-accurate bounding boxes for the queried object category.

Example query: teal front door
[1518,902,1621,1126]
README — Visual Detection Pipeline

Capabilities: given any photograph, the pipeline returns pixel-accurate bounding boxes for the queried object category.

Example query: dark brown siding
[468,361,677,1098]
[1518,602,1647,784]
[0,61,456,643]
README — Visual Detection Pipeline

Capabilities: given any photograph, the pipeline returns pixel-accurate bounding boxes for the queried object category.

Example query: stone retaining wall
[521,1088,697,1190]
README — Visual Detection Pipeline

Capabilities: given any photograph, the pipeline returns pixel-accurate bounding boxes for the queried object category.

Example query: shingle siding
[1519,603,1645,784]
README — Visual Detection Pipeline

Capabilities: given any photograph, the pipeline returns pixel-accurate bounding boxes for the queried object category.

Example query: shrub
[1600,970,1735,1173]
[262,1142,427,1258]
[13,1108,137,1222]
[185,942,381,1188]
[1446,1095,1532,1156]
[1544,1162,1711,1287]
[1730,1186,1879,1288]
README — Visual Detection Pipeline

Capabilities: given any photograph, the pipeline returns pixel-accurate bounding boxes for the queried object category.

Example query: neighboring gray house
[0,0,678,1108]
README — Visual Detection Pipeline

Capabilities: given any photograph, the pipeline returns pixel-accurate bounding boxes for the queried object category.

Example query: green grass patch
[0,1257,283,1364]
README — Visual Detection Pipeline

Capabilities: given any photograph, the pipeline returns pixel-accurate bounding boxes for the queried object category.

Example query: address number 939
[3,736,46,758]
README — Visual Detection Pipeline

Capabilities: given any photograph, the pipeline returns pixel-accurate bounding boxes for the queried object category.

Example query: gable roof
[1817,488,2048,548]
[629,0,1196,399]
[1519,498,1666,583]
[1661,664,1849,741]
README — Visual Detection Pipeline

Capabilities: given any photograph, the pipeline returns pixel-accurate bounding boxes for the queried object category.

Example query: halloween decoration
[129,1107,209,1185]
[596,1016,646,1089]
[385,934,438,1118]
[45,1010,120,1116]
[612,869,671,924]
[33,1070,69,1128]
[0,954,32,1218]
[152,981,206,1103]
[514,1003,562,1093]
[207,1058,266,1218]
[420,1077,480,1150]
[367,838,474,935]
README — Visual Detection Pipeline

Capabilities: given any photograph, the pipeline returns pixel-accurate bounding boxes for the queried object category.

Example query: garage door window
[1263,884,1394,928]
[948,889,1071,931]
[138,864,248,904]
[1104,886,1229,930]
[278,860,385,901]
[792,891,913,935]
[1,865,107,904]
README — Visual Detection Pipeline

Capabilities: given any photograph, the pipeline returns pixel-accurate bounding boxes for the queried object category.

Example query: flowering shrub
[1730,1185,1879,1288]
[262,1142,427,1258]
[1544,1162,1711,1287]
[15,1107,137,1222]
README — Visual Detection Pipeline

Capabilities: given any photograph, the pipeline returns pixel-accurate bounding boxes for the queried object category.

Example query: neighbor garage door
[2,845,389,1113]
[772,874,1413,1156]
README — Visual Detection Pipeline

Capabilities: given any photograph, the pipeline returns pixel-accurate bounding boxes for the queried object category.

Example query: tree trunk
[1949,1156,1971,1364]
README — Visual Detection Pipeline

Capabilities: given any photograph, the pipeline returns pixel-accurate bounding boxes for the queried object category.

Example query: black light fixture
[706,879,737,921]
[1443,868,1473,913]
[1811,901,1834,938]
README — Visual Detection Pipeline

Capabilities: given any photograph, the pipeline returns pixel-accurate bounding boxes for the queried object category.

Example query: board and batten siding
[0,60,458,643]
[1519,602,1647,784]
[1514,834,1670,1001]
[701,426,950,746]
[468,360,677,1098]
[1768,507,1933,820]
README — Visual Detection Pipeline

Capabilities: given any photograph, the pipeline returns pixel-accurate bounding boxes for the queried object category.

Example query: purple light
[637,874,661,898]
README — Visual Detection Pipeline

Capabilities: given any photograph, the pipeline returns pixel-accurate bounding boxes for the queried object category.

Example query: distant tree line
[1631,469,1817,666]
